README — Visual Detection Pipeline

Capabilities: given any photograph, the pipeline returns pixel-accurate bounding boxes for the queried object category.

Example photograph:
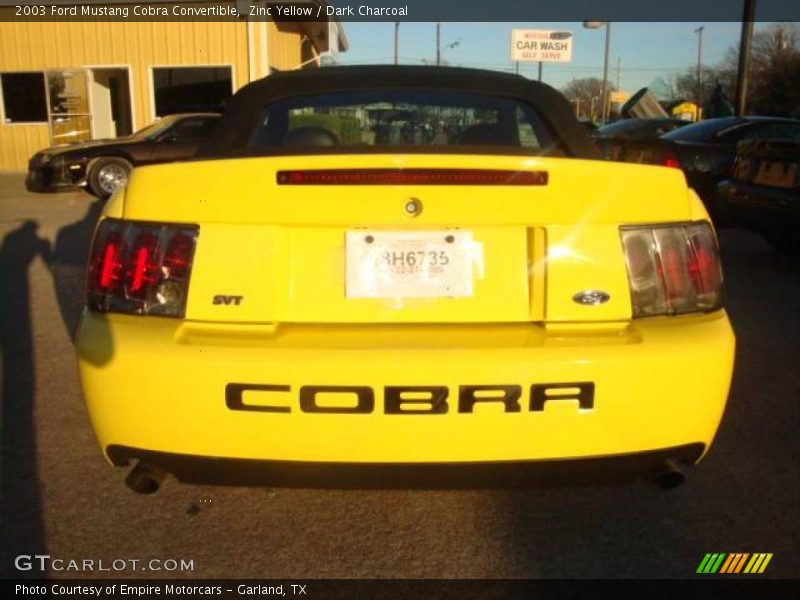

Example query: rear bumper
[76,311,735,466]
[107,443,705,488]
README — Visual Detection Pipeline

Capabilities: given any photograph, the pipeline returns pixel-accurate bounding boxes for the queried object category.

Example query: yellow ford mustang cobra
[75,66,735,493]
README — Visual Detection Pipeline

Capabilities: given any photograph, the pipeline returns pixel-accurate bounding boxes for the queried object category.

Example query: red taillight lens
[685,222,723,309]
[662,155,681,169]
[162,232,194,280]
[125,231,160,298]
[95,230,125,293]
[621,221,723,317]
[653,228,694,310]
[87,219,198,317]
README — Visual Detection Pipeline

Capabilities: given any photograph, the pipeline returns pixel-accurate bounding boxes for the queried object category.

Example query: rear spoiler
[621,88,670,119]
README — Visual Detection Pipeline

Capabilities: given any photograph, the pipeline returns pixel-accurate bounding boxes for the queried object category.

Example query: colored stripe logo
[697,553,773,574]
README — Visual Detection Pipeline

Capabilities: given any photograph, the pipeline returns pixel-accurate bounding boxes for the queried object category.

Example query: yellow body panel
[77,312,734,462]
[77,153,735,469]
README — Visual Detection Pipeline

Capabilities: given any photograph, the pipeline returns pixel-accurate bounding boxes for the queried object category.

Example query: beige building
[0,1,347,169]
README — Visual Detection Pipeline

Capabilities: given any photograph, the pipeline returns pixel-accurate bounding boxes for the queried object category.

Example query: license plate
[345,231,477,298]
[754,160,797,188]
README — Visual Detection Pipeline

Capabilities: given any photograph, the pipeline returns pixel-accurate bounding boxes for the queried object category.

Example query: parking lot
[0,171,797,579]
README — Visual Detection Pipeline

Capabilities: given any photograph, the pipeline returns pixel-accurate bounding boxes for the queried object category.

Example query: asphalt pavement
[0,172,797,579]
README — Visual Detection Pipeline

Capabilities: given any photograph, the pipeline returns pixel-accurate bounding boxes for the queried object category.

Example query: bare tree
[709,24,800,116]
[671,68,719,106]
[744,23,800,116]
[561,77,616,120]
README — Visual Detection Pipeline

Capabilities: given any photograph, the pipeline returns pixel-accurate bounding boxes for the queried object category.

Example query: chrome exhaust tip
[125,461,168,494]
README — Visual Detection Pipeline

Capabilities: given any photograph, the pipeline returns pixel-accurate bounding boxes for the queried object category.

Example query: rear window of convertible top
[245,90,567,156]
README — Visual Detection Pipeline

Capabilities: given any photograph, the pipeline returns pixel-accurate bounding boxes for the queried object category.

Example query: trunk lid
[121,154,692,324]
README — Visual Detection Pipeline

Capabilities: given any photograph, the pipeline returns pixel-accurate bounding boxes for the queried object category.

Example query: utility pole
[583,22,612,122]
[602,23,611,122]
[436,22,441,66]
[735,0,756,115]
[514,61,519,75]
[616,56,621,89]
[394,22,399,65]
[538,62,543,81]
[694,26,704,113]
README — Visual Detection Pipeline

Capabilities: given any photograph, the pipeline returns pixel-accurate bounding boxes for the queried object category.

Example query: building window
[1,72,48,123]
[47,70,92,145]
[152,66,233,116]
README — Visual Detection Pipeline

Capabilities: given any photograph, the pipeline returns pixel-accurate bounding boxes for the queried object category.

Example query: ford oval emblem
[572,290,611,306]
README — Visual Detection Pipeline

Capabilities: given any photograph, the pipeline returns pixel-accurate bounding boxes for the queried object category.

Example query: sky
[334,22,752,93]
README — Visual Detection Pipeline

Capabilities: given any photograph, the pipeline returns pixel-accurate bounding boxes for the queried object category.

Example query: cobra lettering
[225,383,595,413]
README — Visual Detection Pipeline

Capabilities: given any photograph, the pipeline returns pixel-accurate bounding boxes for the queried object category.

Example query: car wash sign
[511,29,573,63]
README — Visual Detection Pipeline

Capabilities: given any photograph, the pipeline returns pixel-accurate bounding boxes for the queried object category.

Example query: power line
[341,57,697,71]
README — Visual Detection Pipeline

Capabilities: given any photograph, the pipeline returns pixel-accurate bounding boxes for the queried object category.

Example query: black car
[718,139,800,252]
[26,113,220,199]
[596,118,691,163]
[605,116,800,222]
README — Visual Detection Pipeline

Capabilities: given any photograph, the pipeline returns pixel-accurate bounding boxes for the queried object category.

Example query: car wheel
[764,228,800,254]
[89,157,132,199]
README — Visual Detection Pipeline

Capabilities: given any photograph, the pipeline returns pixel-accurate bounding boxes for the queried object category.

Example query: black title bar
[1,0,799,22]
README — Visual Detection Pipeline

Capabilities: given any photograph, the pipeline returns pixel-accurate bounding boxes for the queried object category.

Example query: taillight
[621,221,723,318]
[87,218,198,317]
[662,155,681,169]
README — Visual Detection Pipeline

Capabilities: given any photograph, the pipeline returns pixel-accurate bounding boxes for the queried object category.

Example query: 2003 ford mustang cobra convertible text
[75,67,735,493]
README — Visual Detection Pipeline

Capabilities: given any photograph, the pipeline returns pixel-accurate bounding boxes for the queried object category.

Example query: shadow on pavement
[499,230,800,578]
[51,199,104,338]
[0,220,51,577]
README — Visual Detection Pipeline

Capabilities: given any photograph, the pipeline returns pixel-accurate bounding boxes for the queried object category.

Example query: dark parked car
[603,116,800,222]
[26,113,220,199]
[596,118,691,163]
[595,117,690,141]
[718,139,800,252]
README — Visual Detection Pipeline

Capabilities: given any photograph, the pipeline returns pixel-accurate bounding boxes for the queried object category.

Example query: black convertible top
[204,65,601,159]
